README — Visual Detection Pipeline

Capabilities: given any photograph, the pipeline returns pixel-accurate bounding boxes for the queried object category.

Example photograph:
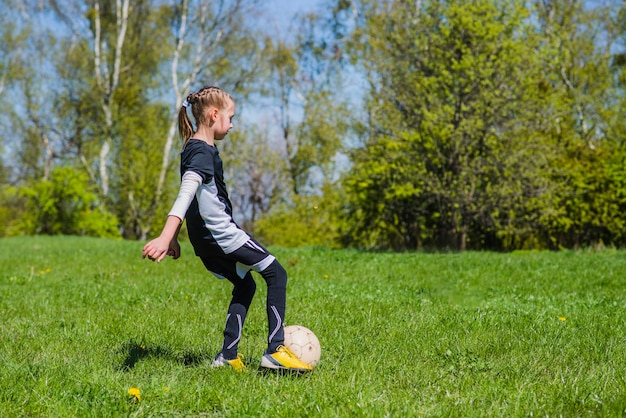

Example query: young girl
[142,86,311,372]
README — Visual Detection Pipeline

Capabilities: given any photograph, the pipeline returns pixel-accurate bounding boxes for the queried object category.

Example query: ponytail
[178,96,194,145]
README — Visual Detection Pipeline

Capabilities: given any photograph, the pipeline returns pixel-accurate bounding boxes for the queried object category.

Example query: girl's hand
[143,237,174,263]
[142,215,183,263]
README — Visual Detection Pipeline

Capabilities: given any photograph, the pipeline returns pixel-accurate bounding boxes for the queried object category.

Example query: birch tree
[2,0,62,183]
[153,0,261,211]
[40,0,262,239]
[92,0,129,198]
[126,0,264,240]
[48,0,130,197]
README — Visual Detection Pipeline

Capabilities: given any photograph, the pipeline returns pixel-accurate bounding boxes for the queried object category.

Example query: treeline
[1,0,625,251]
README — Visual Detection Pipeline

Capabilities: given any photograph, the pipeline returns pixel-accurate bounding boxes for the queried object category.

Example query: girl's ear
[205,107,218,124]
[209,107,219,122]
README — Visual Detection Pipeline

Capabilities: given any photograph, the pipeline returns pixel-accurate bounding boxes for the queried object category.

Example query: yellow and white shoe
[260,345,313,372]
[211,352,245,372]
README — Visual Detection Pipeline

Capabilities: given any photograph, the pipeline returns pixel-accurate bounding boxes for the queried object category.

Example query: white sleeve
[167,171,203,220]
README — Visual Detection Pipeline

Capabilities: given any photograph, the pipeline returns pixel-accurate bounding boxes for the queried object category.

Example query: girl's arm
[142,171,202,263]
[142,215,183,262]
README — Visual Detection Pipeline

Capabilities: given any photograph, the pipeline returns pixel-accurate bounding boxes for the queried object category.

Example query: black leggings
[201,254,288,359]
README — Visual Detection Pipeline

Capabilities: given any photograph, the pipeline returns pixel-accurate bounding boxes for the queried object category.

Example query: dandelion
[323,274,330,280]
[164,387,169,392]
[128,387,141,402]
[559,317,566,321]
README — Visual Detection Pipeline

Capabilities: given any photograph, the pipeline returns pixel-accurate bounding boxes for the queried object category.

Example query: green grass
[1,236,625,417]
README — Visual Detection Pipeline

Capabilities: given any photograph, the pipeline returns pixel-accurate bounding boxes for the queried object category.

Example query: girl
[142,86,311,372]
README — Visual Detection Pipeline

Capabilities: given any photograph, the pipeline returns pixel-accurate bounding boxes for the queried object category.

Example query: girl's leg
[200,256,256,360]
[259,260,287,352]
[221,271,256,359]
[212,242,310,371]
[257,259,312,371]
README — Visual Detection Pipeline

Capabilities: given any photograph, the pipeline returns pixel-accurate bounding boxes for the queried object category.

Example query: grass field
[1,236,625,417]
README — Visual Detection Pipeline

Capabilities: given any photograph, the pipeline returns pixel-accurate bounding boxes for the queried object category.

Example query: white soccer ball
[283,325,321,368]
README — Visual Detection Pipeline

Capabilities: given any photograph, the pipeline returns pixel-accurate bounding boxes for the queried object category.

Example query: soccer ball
[284,325,321,368]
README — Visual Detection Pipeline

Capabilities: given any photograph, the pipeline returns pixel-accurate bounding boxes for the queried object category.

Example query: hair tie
[182,99,189,108]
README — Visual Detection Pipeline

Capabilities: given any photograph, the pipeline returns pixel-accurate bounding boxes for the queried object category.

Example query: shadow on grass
[117,340,211,371]
[257,367,313,377]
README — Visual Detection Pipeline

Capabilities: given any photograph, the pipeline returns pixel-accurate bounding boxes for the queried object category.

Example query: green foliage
[254,186,342,248]
[2,0,625,251]
[2,237,626,415]
[335,0,626,250]
[13,166,120,238]
[341,0,543,250]
[0,185,23,238]
[113,99,173,239]
[1,0,264,242]
[526,0,626,249]
[341,133,429,250]
[259,12,350,198]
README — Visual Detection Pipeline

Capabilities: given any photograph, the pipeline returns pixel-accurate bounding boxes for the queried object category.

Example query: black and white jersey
[181,139,249,256]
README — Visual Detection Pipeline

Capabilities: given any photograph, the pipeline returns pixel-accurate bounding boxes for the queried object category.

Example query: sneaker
[211,352,245,372]
[260,345,313,372]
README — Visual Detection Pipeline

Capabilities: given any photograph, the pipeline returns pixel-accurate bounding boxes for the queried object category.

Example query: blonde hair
[178,86,234,144]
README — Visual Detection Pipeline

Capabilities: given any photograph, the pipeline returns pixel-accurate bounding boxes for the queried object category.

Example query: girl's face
[213,100,235,141]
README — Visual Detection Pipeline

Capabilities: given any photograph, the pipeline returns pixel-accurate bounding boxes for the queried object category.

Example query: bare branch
[155,0,191,204]
[112,0,129,92]
[171,0,189,103]
[93,1,104,90]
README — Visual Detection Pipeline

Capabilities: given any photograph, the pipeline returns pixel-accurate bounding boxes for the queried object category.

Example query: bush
[254,191,341,248]
[8,166,120,238]
[0,185,24,237]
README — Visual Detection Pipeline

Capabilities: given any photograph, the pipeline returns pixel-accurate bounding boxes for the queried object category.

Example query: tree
[0,0,61,183]
[117,0,263,239]
[336,0,626,250]
[261,35,348,197]
[249,9,352,245]
[151,0,262,230]
[339,0,551,250]
[530,0,626,248]
[2,0,263,240]
[47,0,173,238]
[221,124,283,233]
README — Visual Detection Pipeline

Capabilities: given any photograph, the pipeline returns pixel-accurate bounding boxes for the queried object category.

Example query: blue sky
[259,0,326,37]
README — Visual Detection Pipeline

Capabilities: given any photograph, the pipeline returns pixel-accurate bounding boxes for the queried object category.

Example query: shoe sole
[211,355,245,371]
[211,362,245,371]
[260,355,311,372]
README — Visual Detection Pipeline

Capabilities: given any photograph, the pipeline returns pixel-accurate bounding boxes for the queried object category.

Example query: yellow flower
[558,317,566,321]
[128,387,141,402]
[164,386,169,392]
[323,274,330,280]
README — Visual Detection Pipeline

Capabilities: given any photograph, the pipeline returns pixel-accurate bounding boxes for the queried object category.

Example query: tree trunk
[92,0,129,198]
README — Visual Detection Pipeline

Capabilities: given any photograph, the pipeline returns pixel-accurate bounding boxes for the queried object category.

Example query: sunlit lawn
[1,236,625,416]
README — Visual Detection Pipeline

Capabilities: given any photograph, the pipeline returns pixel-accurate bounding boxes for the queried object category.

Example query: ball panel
[284,325,321,368]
